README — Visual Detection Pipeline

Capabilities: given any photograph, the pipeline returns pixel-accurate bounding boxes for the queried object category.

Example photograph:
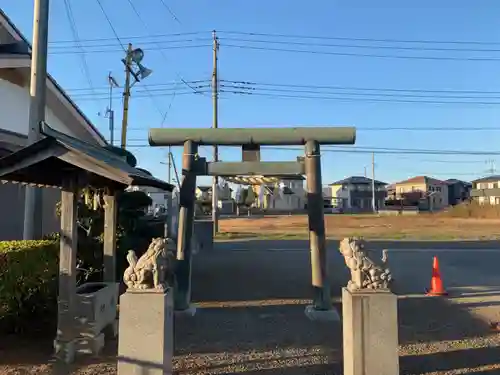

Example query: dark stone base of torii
[148,126,356,319]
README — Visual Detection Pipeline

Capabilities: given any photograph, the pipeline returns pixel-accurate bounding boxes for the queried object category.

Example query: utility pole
[106,73,119,146]
[23,0,50,240]
[211,30,219,235]
[364,166,367,178]
[121,43,133,150]
[486,159,496,175]
[168,146,172,184]
[371,152,376,213]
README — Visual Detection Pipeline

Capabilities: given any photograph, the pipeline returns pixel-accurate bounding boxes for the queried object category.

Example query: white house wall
[0,78,77,137]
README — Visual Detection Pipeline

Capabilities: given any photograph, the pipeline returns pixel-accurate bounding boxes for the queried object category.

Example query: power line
[221,79,500,95]
[122,126,500,133]
[220,89,500,106]
[221,43,500,62]
[65,79,209,92]
[62,0,102,109]
[74,90,209,101]
[219,36,500,53]
[68,82,500,105]
[48,44,210,55]
[95,0,126,51]
[217,30,500,46]
[121,144,500,156]
[48,31,209,44]
[70,86,500,106]
[220,84,500,100]
[158,0,182,25]
[125,0,206,96]
[65,78,500,96]
[48,37,212,50]
[125,0,178,119]
[46,30,500,47]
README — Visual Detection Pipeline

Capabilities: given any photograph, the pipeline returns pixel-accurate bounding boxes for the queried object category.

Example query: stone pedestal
[74,282,119,356]
[342,287,399,375]
[117,289,174,375]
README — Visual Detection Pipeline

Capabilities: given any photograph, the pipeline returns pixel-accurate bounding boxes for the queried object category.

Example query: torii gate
[148,126,356,319]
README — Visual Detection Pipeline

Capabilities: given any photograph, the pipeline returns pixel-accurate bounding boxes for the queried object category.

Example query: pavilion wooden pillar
[54,176,79,363]
[103,188,118,283]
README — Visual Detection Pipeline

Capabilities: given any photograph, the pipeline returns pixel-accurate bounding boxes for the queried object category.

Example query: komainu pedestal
[342,288,399,375]
[117,289,174,375]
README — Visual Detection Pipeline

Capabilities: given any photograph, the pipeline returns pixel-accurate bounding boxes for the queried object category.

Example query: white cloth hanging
[235,186,242,202]
[278,182,286,199]
[259,186,265,208]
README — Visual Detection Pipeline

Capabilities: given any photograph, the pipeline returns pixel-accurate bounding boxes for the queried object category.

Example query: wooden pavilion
[0,122,173,361]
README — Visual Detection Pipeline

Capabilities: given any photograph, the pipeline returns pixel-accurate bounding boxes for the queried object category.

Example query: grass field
[217,214,500,240]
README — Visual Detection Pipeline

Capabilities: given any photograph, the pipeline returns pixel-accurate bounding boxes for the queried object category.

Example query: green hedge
[0,240,59,333]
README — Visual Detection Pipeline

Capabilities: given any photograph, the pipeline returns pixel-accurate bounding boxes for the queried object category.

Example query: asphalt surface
[210,239,500,320]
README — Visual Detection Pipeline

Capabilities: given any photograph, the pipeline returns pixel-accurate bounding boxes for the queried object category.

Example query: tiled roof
[395,175,445,185]
[471,175,500,183]
[329,176,387,186]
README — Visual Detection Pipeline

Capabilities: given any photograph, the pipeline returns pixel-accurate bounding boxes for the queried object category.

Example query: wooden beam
[54,176,78,361]
[205,161,305,176]
[103,188,118,283]
[149,126,356,146]
[0,67,27,86]
[242,144,260,162]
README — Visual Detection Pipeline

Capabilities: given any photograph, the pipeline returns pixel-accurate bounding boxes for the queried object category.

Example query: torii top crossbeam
[148,126,356,146]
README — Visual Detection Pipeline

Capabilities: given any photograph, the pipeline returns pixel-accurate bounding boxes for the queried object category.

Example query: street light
[120,44,153,149]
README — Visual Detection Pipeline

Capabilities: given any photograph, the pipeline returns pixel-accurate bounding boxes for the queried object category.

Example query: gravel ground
[2,244,500,374]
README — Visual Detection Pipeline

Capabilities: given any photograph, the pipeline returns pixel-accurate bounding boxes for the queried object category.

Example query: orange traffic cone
[426,256,447,296]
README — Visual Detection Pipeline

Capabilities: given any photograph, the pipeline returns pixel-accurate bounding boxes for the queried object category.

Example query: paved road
[183,239,500,373]
[211,239,500,299]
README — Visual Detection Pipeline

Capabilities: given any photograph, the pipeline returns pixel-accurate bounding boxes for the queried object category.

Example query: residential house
[328,176,387,212]
[445,179,472,206]
[195,186,212,201]
[195,184,232,201]
[260,175,305,211]
[393,176,448,211]
[228,175,305,211]
[127,185,170,216]
[0,9,107,240]
[470,175,500,205]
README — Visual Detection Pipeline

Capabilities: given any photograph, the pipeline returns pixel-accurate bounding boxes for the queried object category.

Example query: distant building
[328,176,387,212]
[470,175,500,205]
[127,185,169,215]
[226,175,306,211]
[445,179,472,206]
[393,176,448,211]
[195,184,232,201]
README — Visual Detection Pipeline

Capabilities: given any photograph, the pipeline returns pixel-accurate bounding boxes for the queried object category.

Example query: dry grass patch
[219,214,500,240]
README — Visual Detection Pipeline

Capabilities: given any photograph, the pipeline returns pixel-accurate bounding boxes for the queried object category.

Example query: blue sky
[3,0,500,186]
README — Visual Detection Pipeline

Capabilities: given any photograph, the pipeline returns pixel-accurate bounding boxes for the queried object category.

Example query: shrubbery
[0,240,59,333]
[441,200,500,219]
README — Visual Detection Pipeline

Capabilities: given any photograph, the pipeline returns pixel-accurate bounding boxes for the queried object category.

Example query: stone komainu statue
[123,237,176,290]
[339,237,392,291]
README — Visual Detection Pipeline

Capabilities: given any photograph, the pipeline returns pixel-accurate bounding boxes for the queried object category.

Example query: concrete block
[117,289,174,375]
[76,282,119,337]
[342,287,399,375]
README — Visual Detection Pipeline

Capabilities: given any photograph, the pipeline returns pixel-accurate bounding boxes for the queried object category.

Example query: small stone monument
[339,237,399,375]
[118,237,176,375]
